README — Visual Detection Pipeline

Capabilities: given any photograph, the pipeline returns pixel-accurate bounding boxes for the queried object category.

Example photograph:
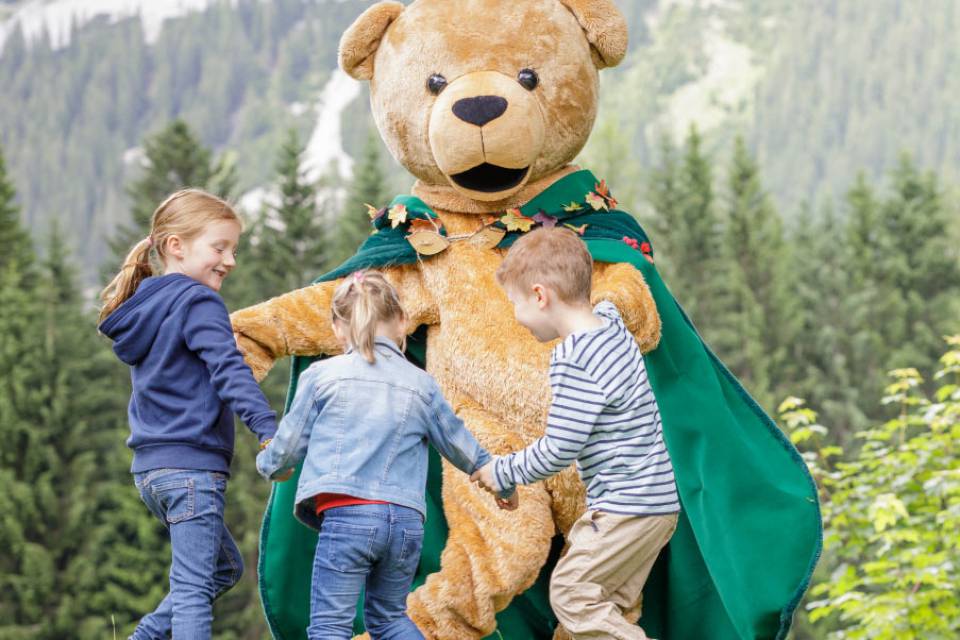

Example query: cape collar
[367,170,623,256]
[317,170,653,282]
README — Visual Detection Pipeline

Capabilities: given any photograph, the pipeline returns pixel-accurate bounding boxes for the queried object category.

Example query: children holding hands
[100,189,669,640]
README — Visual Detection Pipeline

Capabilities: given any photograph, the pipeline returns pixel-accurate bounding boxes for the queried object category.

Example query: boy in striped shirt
[471,227,679,640]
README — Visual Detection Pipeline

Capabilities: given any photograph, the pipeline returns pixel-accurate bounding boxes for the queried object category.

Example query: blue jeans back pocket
[152,477,196,524]
[325,522,377,573]
[396,527,424,574]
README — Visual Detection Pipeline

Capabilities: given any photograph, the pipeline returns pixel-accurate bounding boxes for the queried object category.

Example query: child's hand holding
[273,468,294,482]
[259,438,294,482]
[470,462,497,494]
[472,461,518,510]
[495,491,519,511]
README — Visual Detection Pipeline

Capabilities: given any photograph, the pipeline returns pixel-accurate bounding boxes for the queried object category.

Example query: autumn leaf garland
[363,179,631,255]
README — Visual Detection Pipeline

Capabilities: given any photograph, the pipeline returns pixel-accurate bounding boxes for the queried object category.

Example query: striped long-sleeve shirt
[492,301,680,516]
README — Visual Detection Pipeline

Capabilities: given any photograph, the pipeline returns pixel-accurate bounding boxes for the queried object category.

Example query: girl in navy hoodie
[98,189,277,640]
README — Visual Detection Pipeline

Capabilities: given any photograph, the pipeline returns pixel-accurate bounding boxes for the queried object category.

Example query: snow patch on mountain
[661,21,761,139]
[238,70,360,222]
[640,0,765,143]
[302,69,362,183]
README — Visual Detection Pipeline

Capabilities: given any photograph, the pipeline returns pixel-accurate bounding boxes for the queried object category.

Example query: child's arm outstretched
[424,382,517,508]
[256,368,324,481]
[474,359,605,495]
[184,290,277,444]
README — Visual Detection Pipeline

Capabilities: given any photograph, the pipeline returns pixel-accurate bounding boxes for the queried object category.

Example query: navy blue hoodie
[99,273,277,474]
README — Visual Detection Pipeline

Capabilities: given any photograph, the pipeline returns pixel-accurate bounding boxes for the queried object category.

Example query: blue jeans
[130,469,243,640]
[308,503,426,640]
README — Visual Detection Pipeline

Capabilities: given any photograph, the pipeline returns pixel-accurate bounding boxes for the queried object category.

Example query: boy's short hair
[496,227,593,303]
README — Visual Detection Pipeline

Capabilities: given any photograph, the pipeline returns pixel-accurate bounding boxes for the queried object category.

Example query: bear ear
[339,1,405,81]
[558,0,628,69]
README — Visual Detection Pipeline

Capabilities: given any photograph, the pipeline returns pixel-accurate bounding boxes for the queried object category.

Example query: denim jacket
[257,337,503,529]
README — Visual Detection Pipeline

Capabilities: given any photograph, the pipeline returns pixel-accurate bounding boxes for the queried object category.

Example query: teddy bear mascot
[231,0,822,638]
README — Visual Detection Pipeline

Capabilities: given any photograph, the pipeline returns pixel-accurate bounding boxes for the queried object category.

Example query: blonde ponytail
[331,271,406,363]
[98,237,154,323]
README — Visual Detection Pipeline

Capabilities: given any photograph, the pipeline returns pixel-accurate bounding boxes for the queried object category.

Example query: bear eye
[517,68,539,91]
[427,73,448,95]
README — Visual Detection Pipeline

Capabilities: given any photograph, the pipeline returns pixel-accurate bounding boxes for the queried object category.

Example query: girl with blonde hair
[257,270,516,640]
[98,188,277,639]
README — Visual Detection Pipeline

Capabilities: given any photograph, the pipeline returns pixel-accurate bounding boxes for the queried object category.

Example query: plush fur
[232,1,660,638]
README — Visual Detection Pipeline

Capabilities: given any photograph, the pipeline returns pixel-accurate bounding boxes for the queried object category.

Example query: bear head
[339,0,627,204]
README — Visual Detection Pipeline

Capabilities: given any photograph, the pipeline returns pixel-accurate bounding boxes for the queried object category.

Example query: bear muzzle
[428,71,546,201]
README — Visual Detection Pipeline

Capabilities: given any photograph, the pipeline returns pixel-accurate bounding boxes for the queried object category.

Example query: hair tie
[353,271,365,284]
[145,236,154,247]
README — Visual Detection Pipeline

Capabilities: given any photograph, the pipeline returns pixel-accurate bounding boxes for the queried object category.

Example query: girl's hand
[470,463,497,493]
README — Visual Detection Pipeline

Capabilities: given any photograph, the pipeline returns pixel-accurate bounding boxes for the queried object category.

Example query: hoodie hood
[98,273,204,365]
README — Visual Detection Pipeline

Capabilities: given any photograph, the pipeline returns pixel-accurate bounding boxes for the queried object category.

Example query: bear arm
[230,264,437,382]
[591,261,661,353]
[230,280,342,381]
[383,263,440,328]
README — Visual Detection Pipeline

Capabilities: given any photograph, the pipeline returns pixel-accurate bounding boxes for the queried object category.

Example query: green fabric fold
[256,171,822,640]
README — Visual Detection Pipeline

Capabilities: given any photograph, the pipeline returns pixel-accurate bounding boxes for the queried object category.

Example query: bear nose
[452,95,508,127]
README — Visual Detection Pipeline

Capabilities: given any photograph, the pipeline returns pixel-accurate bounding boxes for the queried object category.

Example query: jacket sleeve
[427,387,490,474]
[182,291,277,443]
[424,383,515,498]
[256,369,323,480]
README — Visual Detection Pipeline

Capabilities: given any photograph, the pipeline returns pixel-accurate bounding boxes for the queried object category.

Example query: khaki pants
[550,510,678,640]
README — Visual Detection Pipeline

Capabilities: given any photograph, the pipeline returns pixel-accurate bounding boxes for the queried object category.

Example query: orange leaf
[564,223,588,236]
[408,217,440,233]
[596,180,618,208]
[364,203,381,220]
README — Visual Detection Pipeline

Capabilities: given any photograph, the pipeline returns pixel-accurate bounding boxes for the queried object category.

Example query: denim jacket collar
[375,337,404,357]
[345,336,403,358]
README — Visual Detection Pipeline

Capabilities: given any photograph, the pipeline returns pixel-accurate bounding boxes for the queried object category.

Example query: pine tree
[107,119,238,272]
[244,127,326,300]
[839,173,889,423]
[878,156,960,368]
[0,256,52,635]
[788,202,865,440]
[711,138,795,410]
[0,145,34,276]
[647,126,725,334]
[0,156,58,635]
[328,128,389,270]
[830,157,960,435]
[645,134,682,251]
[38,225,152,638]
[577,115,643,214]
[0,216,158,638]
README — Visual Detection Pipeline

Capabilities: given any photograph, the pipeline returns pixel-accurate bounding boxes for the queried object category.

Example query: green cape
[256,171,822,640]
